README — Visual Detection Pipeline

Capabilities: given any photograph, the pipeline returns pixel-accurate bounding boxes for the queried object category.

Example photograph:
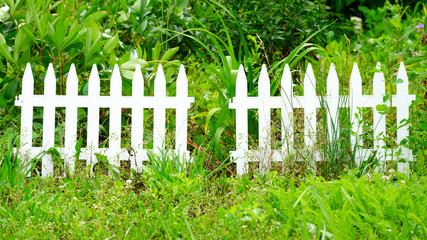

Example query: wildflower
[365,173,372,181]
[400,180,406,185]
[416,24,424,32]
[125,179,132,188]
[381,175,390,181]
[389,168,395,174]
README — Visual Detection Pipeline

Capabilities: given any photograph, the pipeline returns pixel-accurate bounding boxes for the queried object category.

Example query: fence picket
[14,62,415,177]
[373,63,386,169]
[349,63,363,166]
[258,65,272,173]
[42,64,56,176]
[230,65,249,175]
[18,63,34,177]
[131,65,144,172]
[303,64,317,154]
[176,65,193,159]
[326,64,339,143]
[280,64,293,154]
[109,64,122,168]
[64,64,78,174]
[395,62,413,173]
[153,65,167,153]
[87,64,101,167]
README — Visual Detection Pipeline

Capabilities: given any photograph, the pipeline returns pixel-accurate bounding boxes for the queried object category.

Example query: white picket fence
[15,63,194,176]
[15,62,415,177]
[229,62,415,175]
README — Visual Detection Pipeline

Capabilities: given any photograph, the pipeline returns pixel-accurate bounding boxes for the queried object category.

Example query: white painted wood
[303,64,317,153]
[395,62,413,173]
[349,63,363,166]
[229,65,249,175]
[175,65,194,160]
[64,64,78,174]
[109,65,122,169]
[153,64,166,153]
[17,63,34,177]
[131,65,144,172]
[41,63,56,176]
[280,64,293,153]
[327,64,339,143]
[258,65,271,172]
[87,64,100,167]
[373,63,386,168]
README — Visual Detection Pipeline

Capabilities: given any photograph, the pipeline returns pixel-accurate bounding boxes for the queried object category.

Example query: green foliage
[0,130,40,188]
[0,172,425,238]
[208,0,329,63]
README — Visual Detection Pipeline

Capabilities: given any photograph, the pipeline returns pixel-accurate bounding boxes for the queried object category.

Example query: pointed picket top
[110,64,122,97]
[280,64,292,99]
[22,63,34,96]
[132,64,144,96]
[66,64,78,96]
[88,64,100,96]
[154,64,166,97]
[350,63,362,98]
[177,64,188,97]
[44,63,56,96]
[304,63,316,96]
[396,62,408,95]
[235,64,247,98]
[258,64,270,98]
[373,62,385,96]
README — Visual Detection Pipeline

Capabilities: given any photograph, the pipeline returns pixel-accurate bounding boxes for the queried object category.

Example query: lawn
[1,170,426,239]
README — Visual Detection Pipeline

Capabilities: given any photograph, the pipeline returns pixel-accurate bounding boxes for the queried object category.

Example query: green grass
[1,169,425,239]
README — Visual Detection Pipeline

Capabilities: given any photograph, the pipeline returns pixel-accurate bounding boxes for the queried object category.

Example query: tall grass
[0,169,425,239]
[0,130,40,188]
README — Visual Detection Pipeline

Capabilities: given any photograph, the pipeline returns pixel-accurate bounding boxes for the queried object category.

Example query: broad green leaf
[205,107,221,133]
[176,0,189,9]
[162,60,180,68]
[120,59,148,79]
[375,104,388,114]
[382,94,390,103]
[0,33,13,63]
[0,92,6,108]
[160,47,179,62]
[117,11,129,23]
[394,78,404,84]
[21,25,37,44]
[152,42,161,61]
[82,11,108,27]
[103,34,119,54]
[131,0,142,14]
[89,21,101,42]
[63,21,80,49]
[214,127,225,161]
[5,79,18,99]
[13,28,28,61]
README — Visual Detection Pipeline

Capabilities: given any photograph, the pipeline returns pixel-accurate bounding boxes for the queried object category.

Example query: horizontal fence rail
[229,62,415,175]
[15,63,194,176]
[15,62,415,177]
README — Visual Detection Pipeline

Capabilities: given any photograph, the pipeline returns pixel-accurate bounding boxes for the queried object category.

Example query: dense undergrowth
[0,170,426,239]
